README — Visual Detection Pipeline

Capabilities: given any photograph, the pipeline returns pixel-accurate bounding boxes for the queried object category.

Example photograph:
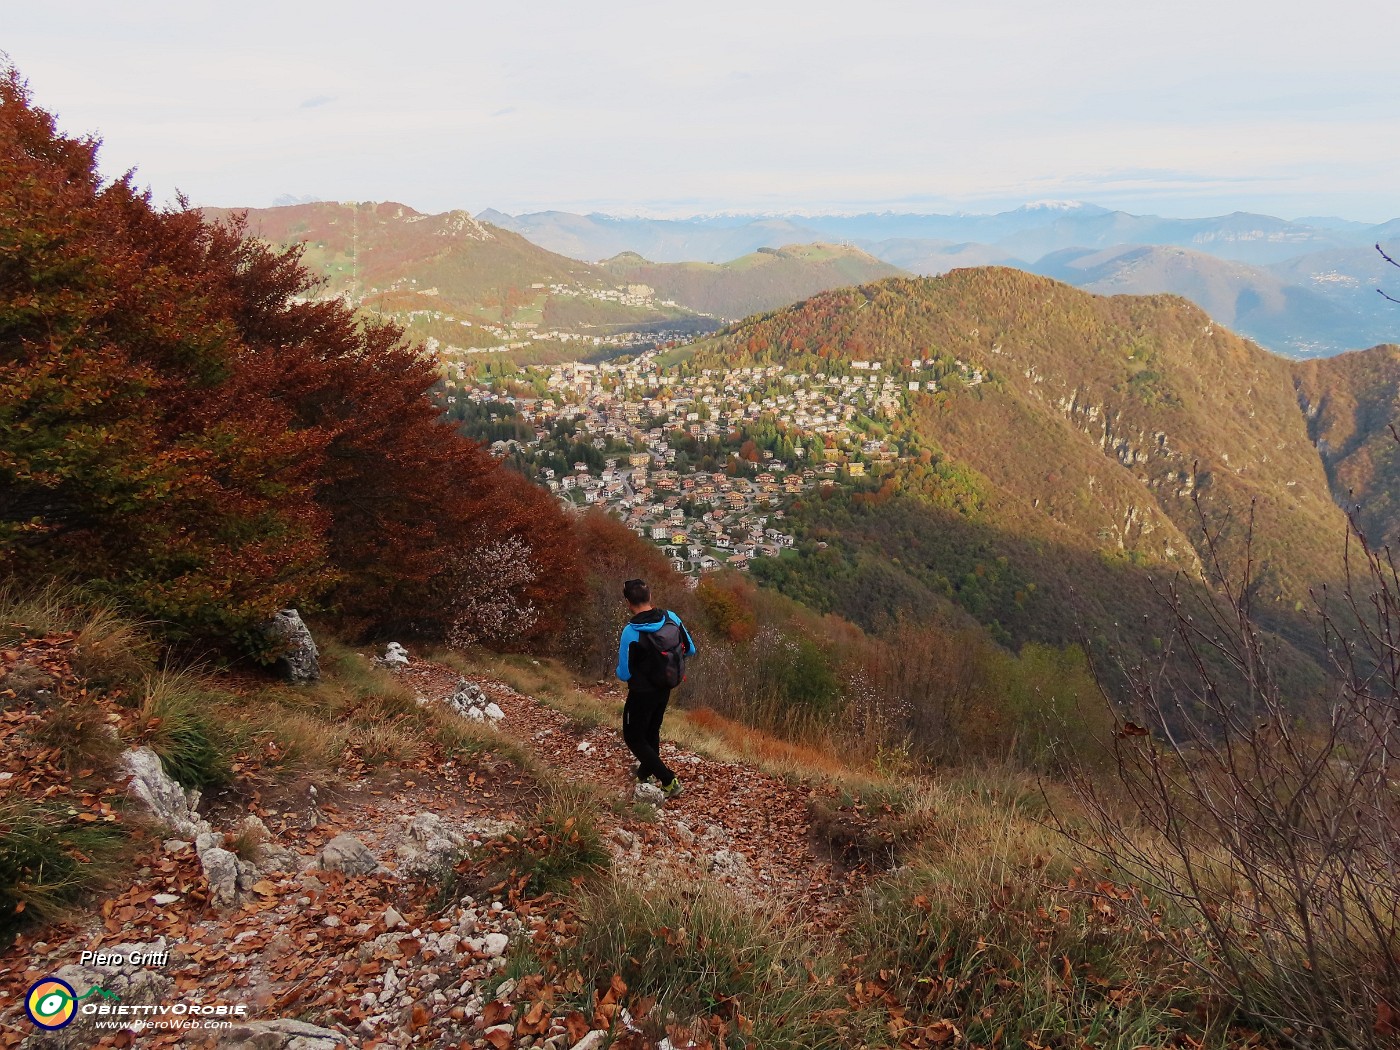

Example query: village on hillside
[435,346,989,577]
[381,279,709,357]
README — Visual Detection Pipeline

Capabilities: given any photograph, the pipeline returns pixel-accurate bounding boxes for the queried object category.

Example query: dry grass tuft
[349,721,425,766]
[32,698,123,773]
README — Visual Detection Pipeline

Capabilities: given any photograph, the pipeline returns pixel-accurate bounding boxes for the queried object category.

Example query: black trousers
[623,685,674,785]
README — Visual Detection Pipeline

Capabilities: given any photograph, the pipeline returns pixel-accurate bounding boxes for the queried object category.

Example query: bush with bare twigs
[1064,483,1400,1048]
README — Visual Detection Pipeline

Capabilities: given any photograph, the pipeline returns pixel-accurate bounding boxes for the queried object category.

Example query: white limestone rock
[201,847,242,910]
[481,932,510,958]
[446,677,487,714]
[389,812,467,876]
[218,1017,346,1048]
[120,747,210,841]
[378,642,410,668]
[708,849,749,878]
[444,677,505,723]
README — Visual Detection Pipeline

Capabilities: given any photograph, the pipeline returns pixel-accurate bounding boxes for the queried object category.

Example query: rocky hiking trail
[1,644,881,1050]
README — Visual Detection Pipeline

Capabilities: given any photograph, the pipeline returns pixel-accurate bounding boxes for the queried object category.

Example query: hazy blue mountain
[482,204,1400,354]
[477,210,826,263]
[1367,218,1400,246]
[1268,244,1400,349]
[860,238,1026,275]
[1031,244,1365,356]
[1293,215,1377,233]
[597,243,904,320]
[486,205,1384,268]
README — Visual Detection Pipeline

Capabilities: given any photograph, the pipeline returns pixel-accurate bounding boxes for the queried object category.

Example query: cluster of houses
[366,277,700,357]
[549,456,799,574]
[445,347,987,574]
[545,280,685,311]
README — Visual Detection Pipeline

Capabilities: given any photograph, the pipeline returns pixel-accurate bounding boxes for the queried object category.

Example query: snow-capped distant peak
[1019,200,1092,212]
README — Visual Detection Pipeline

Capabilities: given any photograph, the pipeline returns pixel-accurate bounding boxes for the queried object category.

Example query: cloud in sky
[5,0,1399,220]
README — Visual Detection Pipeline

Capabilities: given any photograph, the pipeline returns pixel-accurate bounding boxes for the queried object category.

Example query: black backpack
[641,614,689,689]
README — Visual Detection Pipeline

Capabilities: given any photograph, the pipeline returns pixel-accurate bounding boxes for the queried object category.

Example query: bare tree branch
[1060,479,1400,1048]
[1376,243,1400,303]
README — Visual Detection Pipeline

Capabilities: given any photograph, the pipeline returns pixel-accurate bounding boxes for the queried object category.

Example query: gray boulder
[445,677,503,723]
[315,833,379,876]
[634,782,666,806]
[266,608,320,683]
[201,846,242,910]
[708,849,749,878]
[378,642,410,668]
[389,812,467,876]
[120,747,210,841]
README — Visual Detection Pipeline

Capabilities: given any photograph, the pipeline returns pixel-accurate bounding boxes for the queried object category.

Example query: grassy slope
[2,600,1349,1049]
[598,243,905,320]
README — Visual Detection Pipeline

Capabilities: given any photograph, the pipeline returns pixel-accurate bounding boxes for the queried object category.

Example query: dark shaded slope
[1294,344,1400,547]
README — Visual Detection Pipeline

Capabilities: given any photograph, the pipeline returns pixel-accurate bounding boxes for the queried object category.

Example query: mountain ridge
[677,267,1363,675]
[202,201,718,360]
[1293,343,1400,549]
[596,242,904,320]
[482,204,1400,355]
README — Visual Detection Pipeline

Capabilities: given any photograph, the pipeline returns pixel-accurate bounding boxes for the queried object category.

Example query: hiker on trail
[616,578,696,799]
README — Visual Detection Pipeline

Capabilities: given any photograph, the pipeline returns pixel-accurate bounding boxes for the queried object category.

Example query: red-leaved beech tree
[0,66,580,653]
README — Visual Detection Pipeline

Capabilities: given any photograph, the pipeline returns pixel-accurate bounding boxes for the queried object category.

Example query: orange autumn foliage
[0,67,579,653]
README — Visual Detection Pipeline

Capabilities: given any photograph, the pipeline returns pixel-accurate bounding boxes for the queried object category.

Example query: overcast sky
[6,1,1399,220]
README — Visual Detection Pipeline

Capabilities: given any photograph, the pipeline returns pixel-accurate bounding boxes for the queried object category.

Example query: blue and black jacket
[617,608,696,686]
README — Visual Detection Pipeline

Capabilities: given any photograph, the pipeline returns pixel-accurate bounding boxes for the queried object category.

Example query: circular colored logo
[26,977,77,1029]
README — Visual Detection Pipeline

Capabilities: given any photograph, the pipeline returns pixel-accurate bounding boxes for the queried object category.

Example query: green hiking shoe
[662,777,683,799]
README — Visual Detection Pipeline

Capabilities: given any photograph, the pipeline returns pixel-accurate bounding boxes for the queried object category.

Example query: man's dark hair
[623,578,651,605]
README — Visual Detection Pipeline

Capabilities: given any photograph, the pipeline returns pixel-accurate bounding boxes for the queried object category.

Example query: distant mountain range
[481,205,1400,356]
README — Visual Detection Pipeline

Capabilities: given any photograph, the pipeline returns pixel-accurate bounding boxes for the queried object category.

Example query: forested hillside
[0,74,581,653]
[682,269,1355,679]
